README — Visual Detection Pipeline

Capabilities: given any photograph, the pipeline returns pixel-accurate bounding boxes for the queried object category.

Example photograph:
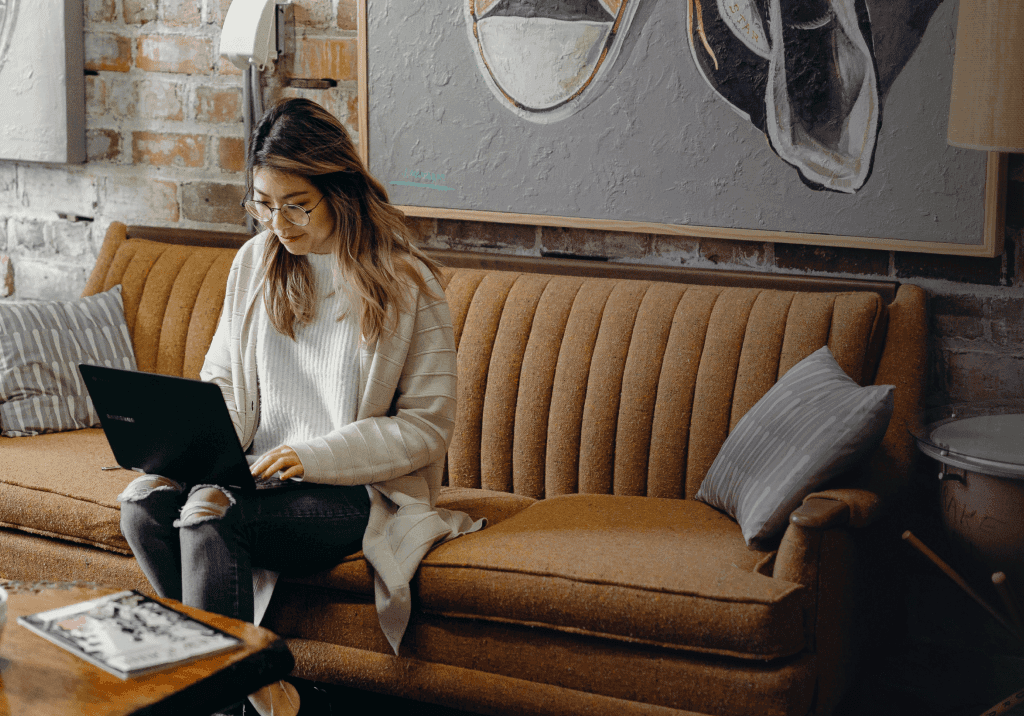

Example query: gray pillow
[695,346,894,546]
[0,286,137,437]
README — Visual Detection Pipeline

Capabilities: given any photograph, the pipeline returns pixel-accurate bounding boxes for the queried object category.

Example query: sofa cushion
[413,494,807,660]
[696,346,894,546]
[282,487,537,596]
[0,429,134,554]
[268,597,818,716]
[0,286,137,437]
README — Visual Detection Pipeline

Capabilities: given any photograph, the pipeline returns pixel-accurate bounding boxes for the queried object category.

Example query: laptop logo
[106,414,136,423]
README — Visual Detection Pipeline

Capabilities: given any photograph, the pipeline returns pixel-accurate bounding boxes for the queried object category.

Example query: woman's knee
[117,474,183,504]
[175,485,236,528]
[118,475,183,538]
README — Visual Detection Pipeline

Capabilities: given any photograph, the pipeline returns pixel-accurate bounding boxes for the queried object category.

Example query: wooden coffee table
[0,580,294,716]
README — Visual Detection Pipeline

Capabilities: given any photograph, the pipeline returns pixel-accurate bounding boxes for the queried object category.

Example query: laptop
[78,364,257,492]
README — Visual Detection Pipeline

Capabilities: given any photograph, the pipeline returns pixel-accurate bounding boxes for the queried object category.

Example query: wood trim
[983,152,1009,257]
[357,0,1007,258]
[357,0,369,168]
[125,225,250,249]
[426,249,900,304]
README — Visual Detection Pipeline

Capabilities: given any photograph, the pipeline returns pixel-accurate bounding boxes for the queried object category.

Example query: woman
[118,98,482,716]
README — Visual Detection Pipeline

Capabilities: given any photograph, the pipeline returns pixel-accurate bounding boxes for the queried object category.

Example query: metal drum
[912,401,1024,595]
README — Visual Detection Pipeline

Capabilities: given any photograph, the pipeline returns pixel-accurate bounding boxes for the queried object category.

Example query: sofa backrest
[85,223,925,504]
[443,269,888,501]
[84,227,236,380]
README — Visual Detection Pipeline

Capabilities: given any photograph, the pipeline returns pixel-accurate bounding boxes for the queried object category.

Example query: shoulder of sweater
[404,255,445,299]
[232,231,271,270]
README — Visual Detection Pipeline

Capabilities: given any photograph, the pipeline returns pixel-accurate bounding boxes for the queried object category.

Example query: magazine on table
[17,590,242,679]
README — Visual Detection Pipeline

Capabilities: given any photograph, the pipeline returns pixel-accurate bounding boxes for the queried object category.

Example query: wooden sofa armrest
[789,488,883,530]
[790,498,850,530]
[775,488,883,588]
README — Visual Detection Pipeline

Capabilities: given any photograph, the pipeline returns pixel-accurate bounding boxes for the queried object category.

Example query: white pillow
[0,286,137,437]
[695,346,894,546]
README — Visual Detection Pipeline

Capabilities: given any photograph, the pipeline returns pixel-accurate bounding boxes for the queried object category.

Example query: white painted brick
[90,219,115,255]
[8,256,91,301]
[8,218,48,253]
[101,176,179,224]
[0,254,12,297]
[18,166,98,217]
[0,164,16,209]
[85,0,116,23]
[104,74,141,120]
[51,220,96,259]
[138,77,185,120]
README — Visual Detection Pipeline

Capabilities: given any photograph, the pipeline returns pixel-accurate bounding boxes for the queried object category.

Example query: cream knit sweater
[252,252,360,465]
[201,232,483,653]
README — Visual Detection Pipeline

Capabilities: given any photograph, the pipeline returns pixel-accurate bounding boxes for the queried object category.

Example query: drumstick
[979,687,1024,716]
[901,531,1022,641]
[992,572,1024,633]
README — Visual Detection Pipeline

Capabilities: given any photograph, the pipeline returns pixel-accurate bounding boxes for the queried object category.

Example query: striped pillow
[0,286,137,437]
[696,346,894,546]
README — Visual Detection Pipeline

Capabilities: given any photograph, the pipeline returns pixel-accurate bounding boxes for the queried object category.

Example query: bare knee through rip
[117,474,183,503]
[176,486,234,528]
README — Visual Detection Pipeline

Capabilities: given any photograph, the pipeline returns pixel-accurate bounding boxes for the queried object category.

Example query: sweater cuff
[288,439,334,483]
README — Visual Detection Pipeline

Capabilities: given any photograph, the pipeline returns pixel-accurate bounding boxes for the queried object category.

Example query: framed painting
[0,0,85,164]
[358,0,1006,257]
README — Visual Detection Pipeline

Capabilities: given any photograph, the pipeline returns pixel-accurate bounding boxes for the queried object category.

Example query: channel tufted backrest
[83,229,236,380]
[443,270,886,501]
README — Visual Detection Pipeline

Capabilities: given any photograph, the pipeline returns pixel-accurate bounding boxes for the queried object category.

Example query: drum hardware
[937,467,962,485]
[909,401,1024,716]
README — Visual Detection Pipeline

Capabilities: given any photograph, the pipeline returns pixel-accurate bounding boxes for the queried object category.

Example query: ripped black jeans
[118,476,371,623]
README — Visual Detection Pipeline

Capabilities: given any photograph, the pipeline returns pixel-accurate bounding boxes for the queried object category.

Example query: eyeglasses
[244,194,325,227]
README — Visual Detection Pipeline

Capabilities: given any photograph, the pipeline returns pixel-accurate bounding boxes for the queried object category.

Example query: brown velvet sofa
[0,222,927,716]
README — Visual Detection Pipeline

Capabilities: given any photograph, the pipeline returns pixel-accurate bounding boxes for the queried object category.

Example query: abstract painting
[361,0,1003,255]
[0,0,85,163]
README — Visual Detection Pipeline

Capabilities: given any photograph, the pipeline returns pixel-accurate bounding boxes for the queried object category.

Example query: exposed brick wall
[0,0,358,303]
[0,0,1020,410]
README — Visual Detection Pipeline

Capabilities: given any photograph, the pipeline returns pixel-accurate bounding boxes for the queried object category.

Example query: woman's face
[251,167,334,255]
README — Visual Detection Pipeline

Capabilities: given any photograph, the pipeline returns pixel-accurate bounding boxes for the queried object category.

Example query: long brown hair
[245,98,443,341]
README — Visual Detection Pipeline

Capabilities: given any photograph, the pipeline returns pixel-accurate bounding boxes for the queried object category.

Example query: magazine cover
[17,590,242,679]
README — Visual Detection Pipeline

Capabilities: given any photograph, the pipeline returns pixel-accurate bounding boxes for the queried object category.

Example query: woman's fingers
[250,446,304,481]
[280,464,304,481]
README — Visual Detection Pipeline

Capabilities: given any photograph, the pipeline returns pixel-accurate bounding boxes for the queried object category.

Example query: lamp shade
[947,0,1024,152]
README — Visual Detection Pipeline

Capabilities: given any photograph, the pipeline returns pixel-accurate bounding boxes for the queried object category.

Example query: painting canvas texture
[366,0,989,248]
[0,0,84,163]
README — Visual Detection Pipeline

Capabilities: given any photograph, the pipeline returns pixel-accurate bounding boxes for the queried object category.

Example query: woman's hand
[251,445,305,482]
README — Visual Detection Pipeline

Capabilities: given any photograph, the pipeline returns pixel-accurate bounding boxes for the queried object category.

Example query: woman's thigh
[239,484,371,574]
